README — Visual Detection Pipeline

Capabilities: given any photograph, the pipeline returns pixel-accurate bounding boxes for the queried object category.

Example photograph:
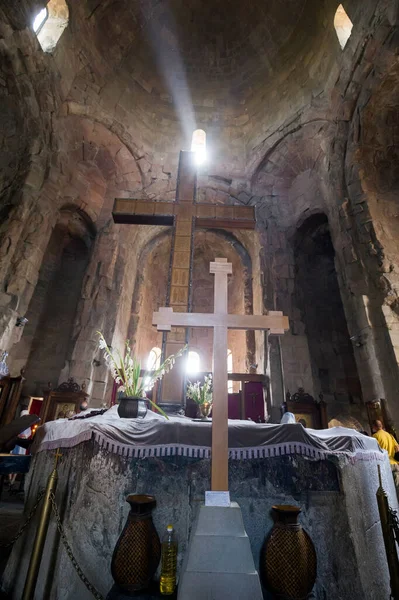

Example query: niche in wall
[294,214,362,411]
[11,208,94,395]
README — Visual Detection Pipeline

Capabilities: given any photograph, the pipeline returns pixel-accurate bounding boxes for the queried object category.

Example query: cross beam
[153,310,288,334]
[113,151,256,406]
[113,199,255,230]
[153,258,289,492]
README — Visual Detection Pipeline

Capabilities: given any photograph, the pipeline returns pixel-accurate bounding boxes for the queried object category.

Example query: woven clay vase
[111,495,161,593]
[260,505,317,600]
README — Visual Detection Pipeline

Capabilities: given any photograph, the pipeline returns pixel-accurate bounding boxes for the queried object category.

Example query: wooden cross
[153,258,289,491]
[113,151,255,405]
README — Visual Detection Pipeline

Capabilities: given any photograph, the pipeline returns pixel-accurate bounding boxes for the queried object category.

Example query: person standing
[372,419,399,498]
[10,409,32,455]
[9,409,32,488]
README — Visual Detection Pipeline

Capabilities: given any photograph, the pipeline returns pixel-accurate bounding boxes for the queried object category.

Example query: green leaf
[97,332,187,420]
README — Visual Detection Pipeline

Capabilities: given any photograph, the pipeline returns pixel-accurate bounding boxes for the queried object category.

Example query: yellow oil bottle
[160,524,177,595]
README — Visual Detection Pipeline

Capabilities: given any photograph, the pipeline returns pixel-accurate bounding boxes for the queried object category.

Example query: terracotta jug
[260,505,317,600]
[111,494,161,593]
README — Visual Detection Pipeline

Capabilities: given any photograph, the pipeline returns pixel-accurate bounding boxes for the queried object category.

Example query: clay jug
[260,505,317,600]
[111,494,161,593]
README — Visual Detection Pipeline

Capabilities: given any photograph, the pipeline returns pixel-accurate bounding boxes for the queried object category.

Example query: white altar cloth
[32,406,384,462]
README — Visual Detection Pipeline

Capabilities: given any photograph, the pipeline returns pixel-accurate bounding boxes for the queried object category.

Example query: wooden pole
[22,450,61,600]
[212,325,228,490]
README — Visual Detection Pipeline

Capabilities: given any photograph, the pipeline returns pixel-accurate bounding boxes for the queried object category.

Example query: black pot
[118,396,148,419]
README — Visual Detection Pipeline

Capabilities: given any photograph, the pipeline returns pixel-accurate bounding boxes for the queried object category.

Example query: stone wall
[130,233,172,361]
[1,0,399,424]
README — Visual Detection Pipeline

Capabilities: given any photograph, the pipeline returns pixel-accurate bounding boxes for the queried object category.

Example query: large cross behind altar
[153,258,289,492]
[113,151,255,405]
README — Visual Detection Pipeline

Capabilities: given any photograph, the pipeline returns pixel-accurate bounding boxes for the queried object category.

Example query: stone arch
[9,206,95,395]
[251,121,332,230]
[0,113,141,370]
[59,203,97,240]
[250,123,332,411]
[191,229,254,372]
[127,226,255,374]
[62,103,150,187]
[53,116,144,226]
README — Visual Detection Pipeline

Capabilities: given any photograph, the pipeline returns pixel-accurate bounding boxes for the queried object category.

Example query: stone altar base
[178,502,263,600]
[1,440,397,599]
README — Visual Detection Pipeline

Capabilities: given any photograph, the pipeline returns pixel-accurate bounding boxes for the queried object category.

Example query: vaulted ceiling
[74,0,339,107]
[55,0,348,174]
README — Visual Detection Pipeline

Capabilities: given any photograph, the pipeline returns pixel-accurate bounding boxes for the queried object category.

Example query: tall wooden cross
[153,258,289,491]
[113,151,255,405]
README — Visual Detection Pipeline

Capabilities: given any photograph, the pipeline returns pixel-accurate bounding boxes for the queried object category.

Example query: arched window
[33,0,69,53]
[191,129,206,165]
[33,7,48,33]
[334,5,353,49]
[186,350,200,374]
[146,347,162,371]
[227,349,233,393]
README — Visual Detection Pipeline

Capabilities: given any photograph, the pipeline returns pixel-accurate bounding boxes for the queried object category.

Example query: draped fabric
[32,405,383,462]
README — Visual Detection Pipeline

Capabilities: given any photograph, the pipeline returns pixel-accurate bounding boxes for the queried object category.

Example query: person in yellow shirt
[372,420,399,498]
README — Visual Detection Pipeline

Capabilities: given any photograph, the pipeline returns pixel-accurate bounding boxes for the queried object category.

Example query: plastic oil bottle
[160,524,178,595]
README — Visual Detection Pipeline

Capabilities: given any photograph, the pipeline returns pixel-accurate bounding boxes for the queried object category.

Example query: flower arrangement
[98,332,186,418]
[187,374,213,418]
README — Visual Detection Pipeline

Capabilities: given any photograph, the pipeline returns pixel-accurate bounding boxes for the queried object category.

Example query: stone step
[178,503,263,600]
[185,534,256,573]
[178,572,263,600]
[194,501,247,536]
